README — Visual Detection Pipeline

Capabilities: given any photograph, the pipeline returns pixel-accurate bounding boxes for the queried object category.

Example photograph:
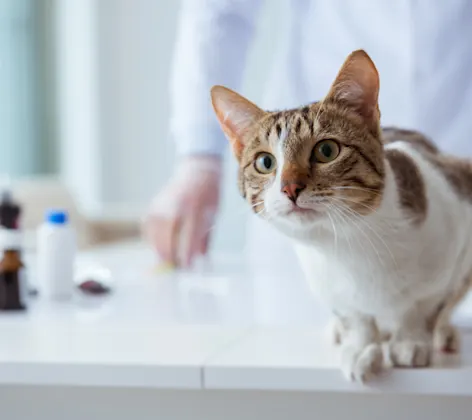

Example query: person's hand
[144,156,222,268]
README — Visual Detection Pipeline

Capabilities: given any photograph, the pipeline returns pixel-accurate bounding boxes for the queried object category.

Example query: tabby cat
[211,50,472,382]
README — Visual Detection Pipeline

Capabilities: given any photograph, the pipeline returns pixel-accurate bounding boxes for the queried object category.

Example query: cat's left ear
[211,86,266,160]
[326,50,380,124]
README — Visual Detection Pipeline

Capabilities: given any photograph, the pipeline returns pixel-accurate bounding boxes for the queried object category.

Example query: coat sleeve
[169,0,263,156]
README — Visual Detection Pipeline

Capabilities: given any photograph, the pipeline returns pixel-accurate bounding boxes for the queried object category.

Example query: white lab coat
[169,0,472,323]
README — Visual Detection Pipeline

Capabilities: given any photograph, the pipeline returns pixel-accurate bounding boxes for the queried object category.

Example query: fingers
[146,211,212,268]
[144,165,221,268]
[199,231,211,256]
[180,210,207,268]
[147,215,181,265]
[198,209,215,256]
[176,205,216,267]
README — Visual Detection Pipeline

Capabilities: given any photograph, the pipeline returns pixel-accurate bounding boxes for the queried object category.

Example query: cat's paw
[389,339,431,367]
[341,343,383,382]
[434,324,460,354]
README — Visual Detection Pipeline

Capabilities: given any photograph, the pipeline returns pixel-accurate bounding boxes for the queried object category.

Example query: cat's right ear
[211,86,265,160]
[325,50,380,125]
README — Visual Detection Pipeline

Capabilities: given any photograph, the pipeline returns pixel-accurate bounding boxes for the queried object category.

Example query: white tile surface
[0,325,247,388]
[0,241,254,389]
[2,240,472,393]
[205,328,472,395]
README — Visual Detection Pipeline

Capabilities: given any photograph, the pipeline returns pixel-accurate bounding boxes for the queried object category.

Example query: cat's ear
[211,86,265,160]
[326,50,380,123]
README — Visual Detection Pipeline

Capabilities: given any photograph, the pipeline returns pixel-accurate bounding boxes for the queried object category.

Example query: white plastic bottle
[37,210,76,300]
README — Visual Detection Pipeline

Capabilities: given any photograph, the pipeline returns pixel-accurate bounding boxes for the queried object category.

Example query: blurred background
[0,0,287,251]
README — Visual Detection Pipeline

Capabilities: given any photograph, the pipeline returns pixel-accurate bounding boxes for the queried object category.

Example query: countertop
[0,241,471,395]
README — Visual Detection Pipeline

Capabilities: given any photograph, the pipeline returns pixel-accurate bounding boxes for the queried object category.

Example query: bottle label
[0,228,22,250]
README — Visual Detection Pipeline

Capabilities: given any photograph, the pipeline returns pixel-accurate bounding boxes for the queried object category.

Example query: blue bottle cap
[46,210,68,225]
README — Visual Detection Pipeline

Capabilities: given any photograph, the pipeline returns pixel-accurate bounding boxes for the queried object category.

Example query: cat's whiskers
[250,200,265,212]
[327,201,377,286]
[329,187,408,227]
[329,197,399,272]
[250,200,264,207]
[332,201,405,300]
[330,196,394,239]
[327,201,358,263]
[330,195,397,229]
[332,184,424,202]
[330,200,387,269]
[328,196,396,237]
[338,201,407,289]
[325,204,339,258]
[330,203,370,284]
[334,196,412,249]
[336,207,387,303]
[327,202,353,254]
[255,206,276,223]
[330,186,383,195]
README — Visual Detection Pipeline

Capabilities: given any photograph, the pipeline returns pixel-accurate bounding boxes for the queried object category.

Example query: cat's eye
[313,139,340,163]
[254,153,277,174]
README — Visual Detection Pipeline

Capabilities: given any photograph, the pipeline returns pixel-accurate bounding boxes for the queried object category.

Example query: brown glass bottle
[0,189,20,230]
[0,232,26,310]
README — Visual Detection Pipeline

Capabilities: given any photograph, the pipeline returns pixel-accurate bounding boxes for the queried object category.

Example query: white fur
[262,141,472,381]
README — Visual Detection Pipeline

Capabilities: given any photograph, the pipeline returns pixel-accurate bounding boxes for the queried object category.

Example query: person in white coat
[145,0,472,277]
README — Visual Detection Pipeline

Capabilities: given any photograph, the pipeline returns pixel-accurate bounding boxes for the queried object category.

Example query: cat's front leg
[338,315,383,382]
[389,310,432,367]
[329,316,391,346]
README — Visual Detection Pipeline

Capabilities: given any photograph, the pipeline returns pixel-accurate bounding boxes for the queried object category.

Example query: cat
[210,49,472,382]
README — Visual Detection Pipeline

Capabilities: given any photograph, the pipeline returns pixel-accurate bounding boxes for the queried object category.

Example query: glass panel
[0,0,55,177]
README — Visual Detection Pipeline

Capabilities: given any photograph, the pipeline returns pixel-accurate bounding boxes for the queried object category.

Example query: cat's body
[210,50,472,381]
[294,133,472,334]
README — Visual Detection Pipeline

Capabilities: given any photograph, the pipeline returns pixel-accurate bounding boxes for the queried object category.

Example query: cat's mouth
[287,206,316,215]
[266,197,326,222]
[281,202,321,218]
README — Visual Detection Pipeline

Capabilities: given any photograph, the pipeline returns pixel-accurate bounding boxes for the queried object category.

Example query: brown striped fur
[382,127,472,204]
[235,101,386,216]
[385,148,427,224]
[429,156,472,202]
[382,127,439,155]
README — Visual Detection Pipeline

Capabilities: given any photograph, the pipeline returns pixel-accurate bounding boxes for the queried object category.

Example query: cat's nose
[281,182,306,203]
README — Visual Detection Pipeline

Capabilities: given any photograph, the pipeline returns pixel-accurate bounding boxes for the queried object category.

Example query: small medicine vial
[0,229,27,310]
[37,210,76,300]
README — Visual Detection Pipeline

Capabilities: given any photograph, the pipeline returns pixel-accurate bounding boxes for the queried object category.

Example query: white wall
[96,0,180,209]
[56,0,102,213]
[57,0,288,251]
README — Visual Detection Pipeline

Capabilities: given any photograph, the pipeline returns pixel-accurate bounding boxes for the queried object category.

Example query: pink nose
[281,182,305,202]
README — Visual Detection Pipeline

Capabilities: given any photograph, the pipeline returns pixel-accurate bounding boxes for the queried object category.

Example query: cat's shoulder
[381,127,439,155]
[382,126,472,204]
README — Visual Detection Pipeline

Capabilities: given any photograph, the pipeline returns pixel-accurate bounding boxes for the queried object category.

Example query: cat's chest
[292,241,407,317]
